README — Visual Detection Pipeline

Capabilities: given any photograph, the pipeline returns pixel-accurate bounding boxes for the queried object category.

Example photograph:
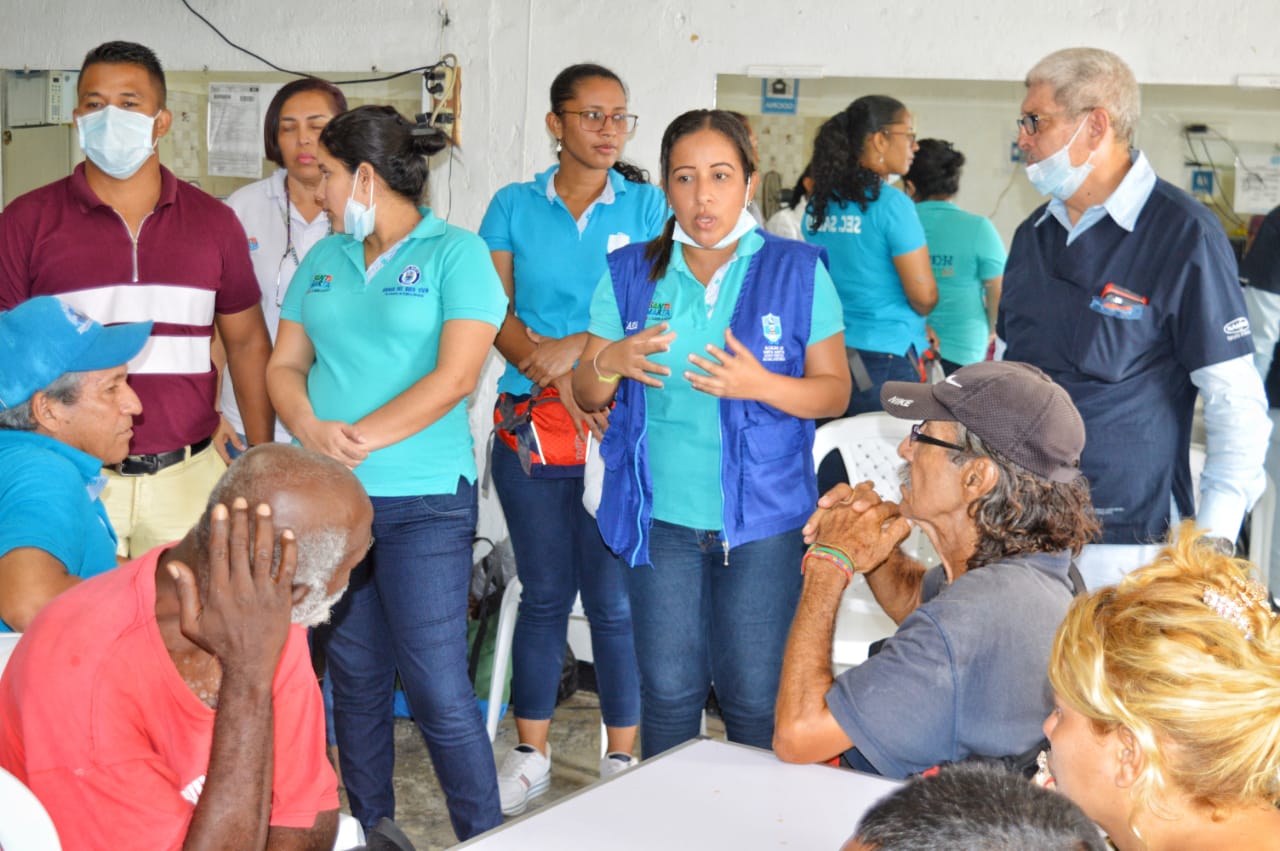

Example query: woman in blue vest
[572,110,849,758]
[804,95,937,416]
[904,139,1006,374]
[478,63,666,814]
[266,105,506,840]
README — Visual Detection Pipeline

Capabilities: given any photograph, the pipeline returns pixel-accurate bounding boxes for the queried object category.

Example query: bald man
[0,445,373,851]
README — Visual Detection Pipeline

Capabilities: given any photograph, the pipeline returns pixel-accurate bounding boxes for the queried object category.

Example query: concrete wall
[5,0,1280,229]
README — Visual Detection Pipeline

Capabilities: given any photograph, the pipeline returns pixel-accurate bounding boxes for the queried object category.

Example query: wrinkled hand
[298,418,367,468]
[684,328,769,400]
[168,499,297,679]
[594,324,677,389]
[803,481,910,573]
[211,416,247,464]
[521,329,586,389]
[552,373,610,442]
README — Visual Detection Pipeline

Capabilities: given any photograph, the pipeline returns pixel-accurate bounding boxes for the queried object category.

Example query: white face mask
[343,172,376,242]
[76,105,158,180]
[1024,117,1095,200]
[672,178,758,250]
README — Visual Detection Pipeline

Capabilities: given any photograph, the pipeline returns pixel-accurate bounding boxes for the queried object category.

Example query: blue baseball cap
[0,296,153,410]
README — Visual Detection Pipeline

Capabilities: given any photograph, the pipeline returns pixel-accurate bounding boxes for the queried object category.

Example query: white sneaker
[497,743,551,816]
[599,751,637,778]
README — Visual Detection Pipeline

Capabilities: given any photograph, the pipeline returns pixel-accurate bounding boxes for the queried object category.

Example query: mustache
[897,463,911,492]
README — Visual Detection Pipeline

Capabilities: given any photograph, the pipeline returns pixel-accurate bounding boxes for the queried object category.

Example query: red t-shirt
[0,164,260,454]
[0,547,337,849]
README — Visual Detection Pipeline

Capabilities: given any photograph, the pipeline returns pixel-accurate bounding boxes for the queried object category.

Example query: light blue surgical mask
[672,179,758,250]
[343,174,376,242]
[76,106,158,180]
[1024,117,1095,200]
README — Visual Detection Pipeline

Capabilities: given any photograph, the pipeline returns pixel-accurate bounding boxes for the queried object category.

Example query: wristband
[593,349,621,384]
[803,543,856,580]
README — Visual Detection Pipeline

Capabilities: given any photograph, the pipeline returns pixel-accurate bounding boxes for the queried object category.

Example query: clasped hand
[802,481,912,574]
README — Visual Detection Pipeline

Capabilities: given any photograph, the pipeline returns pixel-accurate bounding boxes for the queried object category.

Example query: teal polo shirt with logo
[281,210,508,496]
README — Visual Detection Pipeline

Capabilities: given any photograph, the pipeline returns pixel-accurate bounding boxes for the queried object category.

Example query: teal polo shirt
[281,210,508,496]
[916,200,1006,365]
[0,431,118,632]
[589,230,843,528]
[479,165,669,396]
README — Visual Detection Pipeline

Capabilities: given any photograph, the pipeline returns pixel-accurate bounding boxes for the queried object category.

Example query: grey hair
[949,424,1099,568]
[853,761,1107,850]
[0,372,85,431]
[1026,47,1140,144]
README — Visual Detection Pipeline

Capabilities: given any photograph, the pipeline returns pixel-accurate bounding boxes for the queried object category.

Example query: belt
[111,436,213,477]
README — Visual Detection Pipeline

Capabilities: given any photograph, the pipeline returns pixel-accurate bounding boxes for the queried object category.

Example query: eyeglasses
[882,129,917,143]
[910,422,968,453]
[559,110,638,133]
[1016,109,1092,136]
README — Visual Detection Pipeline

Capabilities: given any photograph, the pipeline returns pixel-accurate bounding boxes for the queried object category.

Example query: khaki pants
[101,442,227,559]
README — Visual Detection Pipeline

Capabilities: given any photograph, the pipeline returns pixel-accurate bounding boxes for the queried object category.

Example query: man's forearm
[227,335,275,445]
[864,547,927,624]
[183,670,275,851]
[774,563,852,763]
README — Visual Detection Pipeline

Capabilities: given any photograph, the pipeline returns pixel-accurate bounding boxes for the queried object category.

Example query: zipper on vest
[722,537,729,567]
[629,417,649,567]
[112,209,153,282]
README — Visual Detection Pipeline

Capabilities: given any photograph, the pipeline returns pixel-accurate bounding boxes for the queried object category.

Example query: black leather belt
[111,436,213,476]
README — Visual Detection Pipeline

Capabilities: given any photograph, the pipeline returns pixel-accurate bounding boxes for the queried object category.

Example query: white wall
[5,0,1280,230]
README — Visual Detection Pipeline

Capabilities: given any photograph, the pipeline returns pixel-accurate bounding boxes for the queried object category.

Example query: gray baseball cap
[880,361,1085,483]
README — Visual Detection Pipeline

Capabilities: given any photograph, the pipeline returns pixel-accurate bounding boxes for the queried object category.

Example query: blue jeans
[323,481,501,840]
[491,442,640,726]
[624,520,804,758]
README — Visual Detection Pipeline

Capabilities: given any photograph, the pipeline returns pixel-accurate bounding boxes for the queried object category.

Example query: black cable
[179,0,443,85]
[1208,127,1264,179]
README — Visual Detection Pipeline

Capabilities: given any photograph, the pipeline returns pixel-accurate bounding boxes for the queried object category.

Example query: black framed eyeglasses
[910,422,968,453]
[1016,108,1092,136]
[559,110,638,133]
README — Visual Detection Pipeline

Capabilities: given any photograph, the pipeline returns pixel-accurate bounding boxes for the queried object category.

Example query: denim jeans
[323,480,501,840]
[490,442,640,726]
[624,520,804,758]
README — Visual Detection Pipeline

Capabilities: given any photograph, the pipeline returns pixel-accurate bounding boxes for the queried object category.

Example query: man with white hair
[998,47,1269,588]
[0,445,373,850]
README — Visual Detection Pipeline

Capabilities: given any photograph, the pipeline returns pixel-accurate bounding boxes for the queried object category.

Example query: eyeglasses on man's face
[1016,108,1093,136]
[560,110,638,133]
[910,421,968,453]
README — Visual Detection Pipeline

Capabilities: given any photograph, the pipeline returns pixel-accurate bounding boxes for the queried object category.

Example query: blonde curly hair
[1048,523,1280,825]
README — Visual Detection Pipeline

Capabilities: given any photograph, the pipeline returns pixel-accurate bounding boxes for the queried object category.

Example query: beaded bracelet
[803,543,856,580]
[593,349,621,384]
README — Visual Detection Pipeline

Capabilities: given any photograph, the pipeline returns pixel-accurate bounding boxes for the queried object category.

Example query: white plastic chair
[0,766,61,850]
[812,413,938,672]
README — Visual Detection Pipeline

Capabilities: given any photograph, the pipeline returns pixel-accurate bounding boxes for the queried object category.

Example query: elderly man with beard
[774,362,1096,778]
[0,444,373,851]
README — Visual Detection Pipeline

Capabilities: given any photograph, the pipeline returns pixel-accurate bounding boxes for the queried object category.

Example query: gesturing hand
[684,327,769,400]
[167,498,297,680]
[594,323,677,389]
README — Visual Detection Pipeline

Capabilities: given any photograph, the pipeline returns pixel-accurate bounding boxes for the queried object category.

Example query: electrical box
[4,70,79,127]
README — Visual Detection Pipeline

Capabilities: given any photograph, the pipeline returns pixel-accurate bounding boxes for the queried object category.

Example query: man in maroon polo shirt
[0,41,274,558]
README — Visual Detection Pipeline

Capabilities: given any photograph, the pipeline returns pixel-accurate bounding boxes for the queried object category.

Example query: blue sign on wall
[762,78,799,115]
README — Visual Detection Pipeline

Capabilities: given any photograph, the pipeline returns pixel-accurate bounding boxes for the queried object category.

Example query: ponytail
[642,216,677,282]
[612,160,650,184]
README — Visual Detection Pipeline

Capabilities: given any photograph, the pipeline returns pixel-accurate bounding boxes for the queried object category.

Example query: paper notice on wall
[207,83,263,178]
[1234,153,1280,216]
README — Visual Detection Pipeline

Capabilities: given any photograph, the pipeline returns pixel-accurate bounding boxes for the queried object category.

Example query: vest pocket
[737,419,810,524]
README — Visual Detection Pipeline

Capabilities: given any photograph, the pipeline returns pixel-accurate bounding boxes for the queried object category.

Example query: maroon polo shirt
[0,163,259,454]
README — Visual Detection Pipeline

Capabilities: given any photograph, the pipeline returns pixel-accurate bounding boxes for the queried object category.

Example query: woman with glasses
[804,96,937,423]
[218,78,347,459]
[904,139,1006,374]
[572,109,848,760]
[267,105,507,840]
[478,63,666,815]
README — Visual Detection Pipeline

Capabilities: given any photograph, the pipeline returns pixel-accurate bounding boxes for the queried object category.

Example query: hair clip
[1202,575,1272,640]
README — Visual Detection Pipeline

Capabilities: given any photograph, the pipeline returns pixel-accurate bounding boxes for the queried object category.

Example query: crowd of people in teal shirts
[233,62,1007,840]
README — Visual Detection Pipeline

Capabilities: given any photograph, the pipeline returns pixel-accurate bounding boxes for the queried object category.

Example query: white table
[459,739,901,850]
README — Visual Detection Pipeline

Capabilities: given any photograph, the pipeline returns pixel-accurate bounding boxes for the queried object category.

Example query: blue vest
[596,230,825,566]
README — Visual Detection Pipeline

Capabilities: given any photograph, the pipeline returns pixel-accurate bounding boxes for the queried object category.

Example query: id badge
[1089,282,1148,320]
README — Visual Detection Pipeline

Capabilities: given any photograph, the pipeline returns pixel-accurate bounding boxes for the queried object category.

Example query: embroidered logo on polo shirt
[1224,316,1251,341]
[761,312,786,362]
[1088,283,1147,321]
[248,237,259,252]
[383,265,430,298]
[606,233,631,253]
[647,301,672,322]
[307,274,333,294]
